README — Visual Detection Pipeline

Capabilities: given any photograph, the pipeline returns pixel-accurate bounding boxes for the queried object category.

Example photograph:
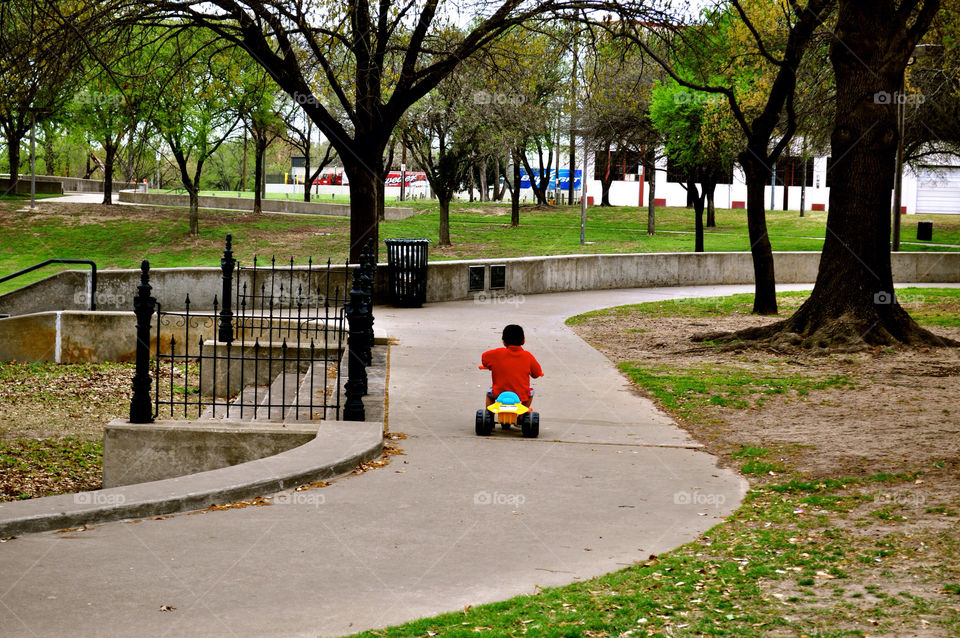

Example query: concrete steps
[200,361,339,423]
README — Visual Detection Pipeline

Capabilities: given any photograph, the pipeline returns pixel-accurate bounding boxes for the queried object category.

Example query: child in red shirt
[479,324,544,415]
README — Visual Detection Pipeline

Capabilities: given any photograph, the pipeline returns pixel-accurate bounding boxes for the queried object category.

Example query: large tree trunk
[741,156,779,315]
[438,197,452,246]
[600,177,613,207]
[783,1,945,345]
[343,154,381,263]
[102,139,117,206]
[599,142,613,207]
[519,150,549,206]
[706,0,951,348]
[645,158,656,236]
[478,158,488,202]
[189,186,200,236]
[6,133,22,192]
[688,180,704,253]
[253,134,266,215]
[706,185,716,228]
[510,149,521,227]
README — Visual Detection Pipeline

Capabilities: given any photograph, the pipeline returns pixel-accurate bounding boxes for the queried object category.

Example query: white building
[580,152,960,215]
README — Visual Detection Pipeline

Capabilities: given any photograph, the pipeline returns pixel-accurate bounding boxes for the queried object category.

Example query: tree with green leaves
[139,0,607,261]
[147,29,243,234]
[579,39,661,213]
[610,0,836,314]
[650,80,737,252]
[711,0,954,348]
[70,26,158,205]
[234,61,287,215]
[0,0,88,191]
[281,102,338,204]
[400,66,481,247]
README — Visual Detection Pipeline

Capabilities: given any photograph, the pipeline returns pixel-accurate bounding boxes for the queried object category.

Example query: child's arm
[530,354,544,379]
[479,350,493,370]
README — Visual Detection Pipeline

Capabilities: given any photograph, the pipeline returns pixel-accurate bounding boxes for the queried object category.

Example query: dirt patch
[0,362,133,440]
[572,313,960,478]
[571,310,960,635]
[457,205,512,216]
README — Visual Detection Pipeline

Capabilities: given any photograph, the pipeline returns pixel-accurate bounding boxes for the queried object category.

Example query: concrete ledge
[0,421,382,537]
[0,177,63,195]
[102,421,321,488]
[0,341,389,536]
[0,174,134,193]
[3,252,957,317]
[118,190,417,220]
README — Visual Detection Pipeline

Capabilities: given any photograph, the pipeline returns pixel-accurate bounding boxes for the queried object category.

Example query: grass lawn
[1,199,957,295]
[0,193,64,202]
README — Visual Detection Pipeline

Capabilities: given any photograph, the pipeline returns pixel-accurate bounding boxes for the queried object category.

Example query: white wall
[583,155,832,212]
[271,152,957,214]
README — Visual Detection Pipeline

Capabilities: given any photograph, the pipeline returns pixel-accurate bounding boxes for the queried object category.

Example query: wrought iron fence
[129,235,376,424]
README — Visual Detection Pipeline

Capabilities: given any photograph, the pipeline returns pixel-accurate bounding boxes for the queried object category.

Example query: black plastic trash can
[917,221,933,241]
[384,238,429,307]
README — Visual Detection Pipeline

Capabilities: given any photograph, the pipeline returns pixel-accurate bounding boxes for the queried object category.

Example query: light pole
[29,110,37,211]
[892,44,935,251]
[891,73,907,252]
[580,133,588,245]
[25,106,49,211]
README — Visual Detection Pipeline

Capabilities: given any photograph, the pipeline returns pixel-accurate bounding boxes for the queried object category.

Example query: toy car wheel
[476,410,493,436]
[484,409,495,430]
[521,412,540,438]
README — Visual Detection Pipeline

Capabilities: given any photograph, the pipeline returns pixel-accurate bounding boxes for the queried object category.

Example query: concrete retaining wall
[0,177,63,195]
[100,343,386,489]
[0,311,138,363]
[118,190,418,220]
[0,174,134,193]
[56,176,138,193]
[424,251,958,301]
[2,252,958,319]
[0,310,225,363]
[102,421,319,488]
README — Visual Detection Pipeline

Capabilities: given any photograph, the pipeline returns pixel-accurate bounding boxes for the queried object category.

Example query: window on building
[775,156,814,187]
[665,156,735,185]
[594,149,652,182]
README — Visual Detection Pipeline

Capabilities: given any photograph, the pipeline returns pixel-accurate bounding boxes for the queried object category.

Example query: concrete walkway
[0,286,754,638]
[50,192,120,204]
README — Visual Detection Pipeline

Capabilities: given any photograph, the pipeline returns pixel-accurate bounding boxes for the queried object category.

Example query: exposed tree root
[694,305,959,353]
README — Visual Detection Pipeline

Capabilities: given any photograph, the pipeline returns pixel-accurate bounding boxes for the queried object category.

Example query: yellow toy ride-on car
[476,391,539,438]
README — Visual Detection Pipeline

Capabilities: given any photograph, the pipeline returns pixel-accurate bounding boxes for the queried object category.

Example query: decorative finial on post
[130,259,156,423]
[218,234,235,343]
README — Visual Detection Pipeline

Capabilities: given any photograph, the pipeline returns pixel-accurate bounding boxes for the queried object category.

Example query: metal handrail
[0,259,98,310]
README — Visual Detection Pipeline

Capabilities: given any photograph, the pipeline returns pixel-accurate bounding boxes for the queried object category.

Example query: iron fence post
[218,233,235,343]
[130,260,156,423]
[343,284,368,421]
[360,240,376,365]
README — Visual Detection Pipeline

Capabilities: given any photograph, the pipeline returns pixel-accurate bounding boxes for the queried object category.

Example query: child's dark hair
[502,324,525,346]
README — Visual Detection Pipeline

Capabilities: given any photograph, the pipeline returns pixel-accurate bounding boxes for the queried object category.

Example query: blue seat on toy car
[496,391,521,405]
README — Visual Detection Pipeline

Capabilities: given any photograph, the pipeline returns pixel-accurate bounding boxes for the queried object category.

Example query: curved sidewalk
[0,286,753,638]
